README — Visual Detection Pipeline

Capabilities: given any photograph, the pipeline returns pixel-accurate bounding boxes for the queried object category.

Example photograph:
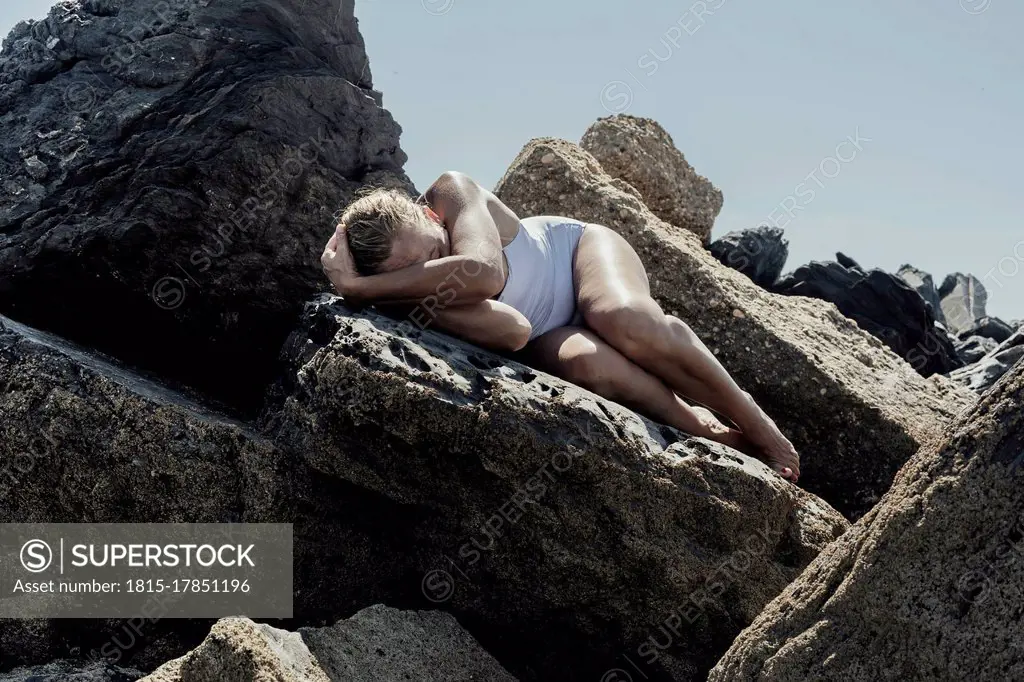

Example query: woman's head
[338,188,449,276]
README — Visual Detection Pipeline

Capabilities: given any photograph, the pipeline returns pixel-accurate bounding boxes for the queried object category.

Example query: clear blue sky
[4,0,1022,319]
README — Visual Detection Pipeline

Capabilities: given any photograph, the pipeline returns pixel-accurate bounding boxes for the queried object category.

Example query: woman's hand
[321,223,362,301]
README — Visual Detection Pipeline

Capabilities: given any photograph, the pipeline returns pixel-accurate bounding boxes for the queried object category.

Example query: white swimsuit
[497,216,587,340]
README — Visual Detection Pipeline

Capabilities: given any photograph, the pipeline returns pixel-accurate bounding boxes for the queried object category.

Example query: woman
[321,171,800,481]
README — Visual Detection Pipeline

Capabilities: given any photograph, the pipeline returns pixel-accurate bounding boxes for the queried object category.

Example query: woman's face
[380,207,450,272]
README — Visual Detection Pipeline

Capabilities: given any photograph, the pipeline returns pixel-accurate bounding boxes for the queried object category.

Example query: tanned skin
[322,172,801,481]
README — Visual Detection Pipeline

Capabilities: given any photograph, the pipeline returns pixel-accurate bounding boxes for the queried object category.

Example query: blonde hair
[338,188,422,275]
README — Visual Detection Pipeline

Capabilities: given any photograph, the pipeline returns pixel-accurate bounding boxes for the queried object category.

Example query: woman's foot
[739,407,801,482]
[690,406,798,481]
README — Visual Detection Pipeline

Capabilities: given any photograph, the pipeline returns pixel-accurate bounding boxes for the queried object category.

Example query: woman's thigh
[572,224,668,355]
[573,223,652,310]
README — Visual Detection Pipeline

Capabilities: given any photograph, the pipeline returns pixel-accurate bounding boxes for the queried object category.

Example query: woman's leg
[572,224,801,481]
[527,326,755,452]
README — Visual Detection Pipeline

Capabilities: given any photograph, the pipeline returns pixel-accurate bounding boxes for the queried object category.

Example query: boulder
[708,360,1024,682]
[263,296,849,681]
[0,0,413,413]
[897,264,945,325]
[708,226,789,288]
[494,137,973,519]
[0,661,141,681]
[773,257,963,377]
[950,327,1024,394]
[0,315,414,670]
[834,252,861,270]
[580,115,722,242]
[954,335,999,365]
[955,316,1015,343]
[143,605,516,682]
[939,273,988,334]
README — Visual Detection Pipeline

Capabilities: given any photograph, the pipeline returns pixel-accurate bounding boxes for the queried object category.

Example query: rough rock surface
[144,605,516,682]
[0,661,141,681]
[580,115,722,242]
[939,273,988,334]
[896,264,945,325]
[264,296,849,681]
[0,315,414,670]
[494,137,973,519]
[956,316,1015,343]
[773,257,963,377]
[954,335,999,365]
[709,361,1024,682]
[708,226,789,288]
[0,0,413,412]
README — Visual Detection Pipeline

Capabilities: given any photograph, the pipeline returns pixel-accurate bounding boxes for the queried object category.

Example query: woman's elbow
[507,322,532,352]
[465,261,506,300]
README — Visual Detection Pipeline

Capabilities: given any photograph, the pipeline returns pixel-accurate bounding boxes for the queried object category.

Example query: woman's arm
[340,172,507,305]
[383,299,532,353]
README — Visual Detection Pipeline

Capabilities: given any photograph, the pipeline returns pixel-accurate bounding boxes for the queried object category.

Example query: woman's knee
[551,333,627,398]
[584,298,671,360]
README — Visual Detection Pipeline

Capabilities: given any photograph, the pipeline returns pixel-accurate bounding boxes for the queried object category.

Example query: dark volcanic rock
[263,296,848,682]
[950,327,1024,394]
[495,137,973,520]
[954,335,998,365]
[773,257,963,377]
[708,226,789,288]
[834,252,861,270]
[0,661,142,681]
[897,264,945,326]
[0,315,417,671]
[710,361,1024,682]
[956,316,1015,343]
[144,606,516,681]
[0,0,413,413]
[939,273,988,334]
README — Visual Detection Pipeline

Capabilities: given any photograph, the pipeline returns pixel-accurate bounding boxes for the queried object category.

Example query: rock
[708,226,789,288]
[494,137,974,519]
[949,327,1024,394]
[0,0,413,413]
[708,360,1024,682]
[0,661,142,681]
[954,335,999,365]
[143,605,516,682]
[264,296,849,681]
[834,252,862,270]
[22,155,48,181]
[955,315,1015,343]
[939,273,988,334]
[580,115,722,242]
[0,315,413,670]
[773,257,963,377]
[897,264,946,326]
